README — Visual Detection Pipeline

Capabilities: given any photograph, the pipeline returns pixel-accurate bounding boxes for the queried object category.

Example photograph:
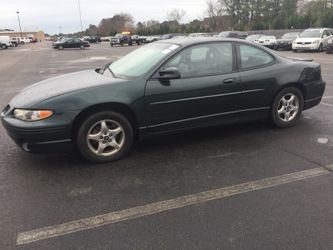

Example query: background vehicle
[159,34,175,40]
[217,31,248,39]
[82,36,101,43]
[53,38,89,50]
[275,32,300,50]
[20,37,31,44]
[327,36,333,54]
[245,34,263,43]
[144,36,159,43]
[258,36,276,49]
[131,35,146,45]
[9,37,20,47]
[1,39,325,163]
[292,28,333,52]
[110,33,133,46]
[0,36,11,49]
[189,33,208,38]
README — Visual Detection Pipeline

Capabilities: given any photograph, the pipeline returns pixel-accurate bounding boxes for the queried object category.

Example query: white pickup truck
[0,36,12,49]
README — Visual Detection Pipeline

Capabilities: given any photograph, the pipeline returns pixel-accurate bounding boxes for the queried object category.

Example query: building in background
[0,30,45,41]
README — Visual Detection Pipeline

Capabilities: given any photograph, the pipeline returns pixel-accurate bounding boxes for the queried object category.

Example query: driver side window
[163,42,233,78]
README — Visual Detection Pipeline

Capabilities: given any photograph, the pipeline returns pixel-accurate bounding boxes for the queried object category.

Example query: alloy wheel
[86,119,125,157]
[277,93,299,122]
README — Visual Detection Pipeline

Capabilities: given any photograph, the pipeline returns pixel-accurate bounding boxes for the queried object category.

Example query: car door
[145,42,241,133]
[236,43,277,119]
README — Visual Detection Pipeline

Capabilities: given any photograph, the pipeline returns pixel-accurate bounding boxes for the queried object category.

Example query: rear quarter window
[239,44,274,69]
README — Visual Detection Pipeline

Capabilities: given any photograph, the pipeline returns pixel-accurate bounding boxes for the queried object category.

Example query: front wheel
[76,111,134,163]
[271,87,304,128]
[317,43,323,52]
[58,45,63,50]
[80,45,85,49]
[1,44,7,49]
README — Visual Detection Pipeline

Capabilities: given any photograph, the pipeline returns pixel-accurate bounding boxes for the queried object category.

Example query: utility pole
[16,11,23,37]
[59,26,62,35]
[78,0,83,32]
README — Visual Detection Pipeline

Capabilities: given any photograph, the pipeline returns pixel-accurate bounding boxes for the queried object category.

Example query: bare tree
[166,8,186,23]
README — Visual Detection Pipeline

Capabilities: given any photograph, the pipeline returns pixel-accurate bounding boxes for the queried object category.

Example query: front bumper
[275,42,292,50]
[292,43,319,51]
[1,106,73,153]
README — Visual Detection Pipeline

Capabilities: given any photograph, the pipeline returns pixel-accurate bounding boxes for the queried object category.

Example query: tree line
[70,0,333,37]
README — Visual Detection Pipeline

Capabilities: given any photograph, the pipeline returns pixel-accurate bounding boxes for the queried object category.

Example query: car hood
[10,70,123,107]
[277,39,294,42]
[294,37,320,43]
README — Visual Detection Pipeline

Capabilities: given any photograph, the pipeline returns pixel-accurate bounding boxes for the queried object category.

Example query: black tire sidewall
[76,111,134,163]
[271,87,304,128]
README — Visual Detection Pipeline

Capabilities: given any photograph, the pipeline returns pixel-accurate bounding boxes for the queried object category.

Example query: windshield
[107,43,180,78]
[281,33,298,39]
[299,30,321,38]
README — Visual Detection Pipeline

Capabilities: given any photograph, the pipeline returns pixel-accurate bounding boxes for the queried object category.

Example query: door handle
[223,78,235,84]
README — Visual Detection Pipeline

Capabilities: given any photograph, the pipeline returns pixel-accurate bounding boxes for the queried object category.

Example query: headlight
[13,109,53,121]
[312,39,320,44]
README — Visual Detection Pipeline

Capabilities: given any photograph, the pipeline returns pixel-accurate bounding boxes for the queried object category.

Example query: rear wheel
[76,111,134,163]
[58,45,63,50]
[271,87,304,128]
[80,44,85,49]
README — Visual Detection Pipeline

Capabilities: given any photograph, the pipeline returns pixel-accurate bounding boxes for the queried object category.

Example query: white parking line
[16,167,331,245]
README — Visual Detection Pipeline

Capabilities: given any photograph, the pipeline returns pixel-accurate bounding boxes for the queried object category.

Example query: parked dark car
[217,31,248,39]
[82,36,101,43]
[326,36,333,53]
[1,38,325,163]
[53,38,89,50]
[275,32,300,50]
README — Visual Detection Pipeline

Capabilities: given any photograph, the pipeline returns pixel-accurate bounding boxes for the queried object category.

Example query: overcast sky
[1,0,207,34]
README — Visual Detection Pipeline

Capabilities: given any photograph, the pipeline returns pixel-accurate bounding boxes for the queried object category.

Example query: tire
[80,45,85,49]
[317,43,323,52]
[292,49,297,53]
[271,87,304,128]
[120,42,124,47]
[76,111,134,163]
[111,44,113,47]
[58,45,63,50]
[1,44,7,49]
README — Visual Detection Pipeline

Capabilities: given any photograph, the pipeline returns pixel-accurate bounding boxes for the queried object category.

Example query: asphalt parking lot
[0,42,333,250]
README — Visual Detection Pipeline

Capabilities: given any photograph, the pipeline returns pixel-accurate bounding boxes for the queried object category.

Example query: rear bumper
[304,80,326,110]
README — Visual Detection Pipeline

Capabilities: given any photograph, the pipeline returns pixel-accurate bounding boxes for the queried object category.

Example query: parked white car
[292,28,333,52]
[0,36,12,49]
[20,37,31,44]
[257,36,276,49]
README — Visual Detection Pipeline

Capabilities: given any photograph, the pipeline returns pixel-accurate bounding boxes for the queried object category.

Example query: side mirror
[158,67,181,80]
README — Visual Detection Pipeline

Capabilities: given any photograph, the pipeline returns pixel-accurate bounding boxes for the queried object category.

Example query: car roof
[156,37,248,46]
